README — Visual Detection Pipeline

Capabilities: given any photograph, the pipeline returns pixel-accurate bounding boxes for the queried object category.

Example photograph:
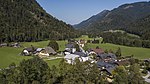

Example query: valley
[0,35,150,69]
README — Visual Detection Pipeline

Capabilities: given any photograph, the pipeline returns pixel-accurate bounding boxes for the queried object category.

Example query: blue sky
[36,0,148,25]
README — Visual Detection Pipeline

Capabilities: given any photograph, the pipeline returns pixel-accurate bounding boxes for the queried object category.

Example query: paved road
[143,71,150,83]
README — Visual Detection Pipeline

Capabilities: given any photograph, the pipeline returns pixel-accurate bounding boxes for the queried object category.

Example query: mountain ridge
[74,1,150,33]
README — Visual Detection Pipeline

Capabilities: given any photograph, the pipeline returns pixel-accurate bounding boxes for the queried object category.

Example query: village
[2,37,147,83]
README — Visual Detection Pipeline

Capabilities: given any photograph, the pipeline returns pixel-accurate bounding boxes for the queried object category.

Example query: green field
[22,40,67,51]
[0,47,31,68]
[0,37,150,69]
[86,43,150,59]
[45,58,62,67]
[0,40,67,69]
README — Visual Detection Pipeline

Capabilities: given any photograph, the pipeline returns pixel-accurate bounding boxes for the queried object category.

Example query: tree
[0,57,50,84]
[128,64,146,84]
[115,47,121,58]
[104,49,108,53]
[113,66,128,84]
[58,59,104,84]
[48,40,59,51]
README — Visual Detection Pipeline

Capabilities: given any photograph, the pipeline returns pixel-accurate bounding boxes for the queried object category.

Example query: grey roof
[97,61,113,68]
[97,53,116,59]
[105,66,116,75]
[108,53,117,59]
[74,51,87,57]
[45,47,56,54]
[65,44,75,48]
[24,47,37,52]
[97,61,118,74]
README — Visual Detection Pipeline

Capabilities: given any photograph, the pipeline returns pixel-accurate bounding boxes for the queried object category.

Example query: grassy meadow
[0,40,67,69]
[0,47,31,68]
[0,36,150,68]
[86,43,150,59]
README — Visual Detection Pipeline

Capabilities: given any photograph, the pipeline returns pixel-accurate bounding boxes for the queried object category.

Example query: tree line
[101,32,150,48]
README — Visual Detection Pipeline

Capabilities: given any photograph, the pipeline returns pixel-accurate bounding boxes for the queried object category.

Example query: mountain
[73,10,110,29]
[0,0,79,42]
[74,1,150,33]
[126,15,150,40]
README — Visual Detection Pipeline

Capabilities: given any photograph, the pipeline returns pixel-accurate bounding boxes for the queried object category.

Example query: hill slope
[73,10,110,30]
[74,1,150,33]
[126,15,150,40]
[0,0,79,42]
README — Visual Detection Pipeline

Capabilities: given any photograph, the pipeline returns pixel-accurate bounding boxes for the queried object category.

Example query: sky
[36,0,149,25]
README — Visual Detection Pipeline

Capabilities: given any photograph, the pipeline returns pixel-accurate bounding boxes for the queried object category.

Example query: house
[10,43,21,48]
[74,51,87,57]
[22,47,37,56]
[64,43,76,55]
[74,51,90,62]
[64,53,90,64]
[78,39,87,47]
[97,60,118,75]
[38,47,56,58]
[64,54,80,64]
[96,53,118,75]
[88,48,104,55]
[0,43,8,47]
[97,53,117,62]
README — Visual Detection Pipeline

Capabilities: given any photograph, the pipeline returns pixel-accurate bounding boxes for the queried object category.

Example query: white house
[64,54,90,64]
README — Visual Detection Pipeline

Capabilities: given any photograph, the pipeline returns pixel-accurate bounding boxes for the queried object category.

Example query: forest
[101,32,150,48]
[0,0,80,43]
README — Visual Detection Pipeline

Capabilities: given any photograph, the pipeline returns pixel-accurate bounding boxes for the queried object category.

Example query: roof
[80,40,86,44]
[65,44,75,48]
[24,47,37,52]
[90,48,104,54]
[97,53,116,60]
[108,53,117,59]
[64,54,80,60]
[74,51,87,57]
[0,43,7,46]
[97,61,118,75]
[45,47,56,54]
[36,48,43,52]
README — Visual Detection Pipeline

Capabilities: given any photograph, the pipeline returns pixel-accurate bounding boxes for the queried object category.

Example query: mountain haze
[0,0,79,42]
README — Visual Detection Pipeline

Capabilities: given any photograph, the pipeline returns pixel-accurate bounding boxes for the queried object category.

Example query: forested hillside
[0,0,79,42]
[126,15,150,40]
[74,1,150,34]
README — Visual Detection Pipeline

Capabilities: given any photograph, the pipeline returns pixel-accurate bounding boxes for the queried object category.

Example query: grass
[45,58,62,68]
[75,35,94,40]
[22,40,67,51]
[0,40,67,69]
[86,43,150,59]
[78,35,150,59]
[0,47,32,69]
[0,36,150,69]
